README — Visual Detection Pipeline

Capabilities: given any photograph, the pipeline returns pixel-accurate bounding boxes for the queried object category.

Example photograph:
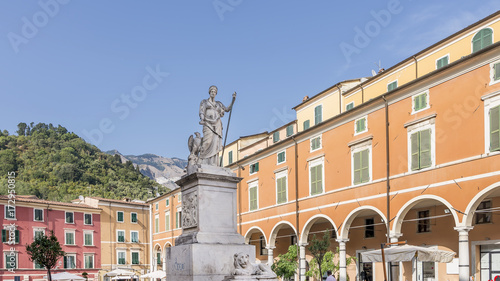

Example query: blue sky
[1,1,498,159]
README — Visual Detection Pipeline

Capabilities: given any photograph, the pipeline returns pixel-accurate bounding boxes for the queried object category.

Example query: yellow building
[81,197,151,281]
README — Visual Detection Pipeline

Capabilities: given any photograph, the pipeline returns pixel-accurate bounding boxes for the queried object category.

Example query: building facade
[0,195,101,281]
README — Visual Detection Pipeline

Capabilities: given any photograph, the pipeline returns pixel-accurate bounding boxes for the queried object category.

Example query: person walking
[326,270,336,281]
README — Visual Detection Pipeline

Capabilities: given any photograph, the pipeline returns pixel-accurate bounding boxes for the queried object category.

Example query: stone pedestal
[166,168,258,281]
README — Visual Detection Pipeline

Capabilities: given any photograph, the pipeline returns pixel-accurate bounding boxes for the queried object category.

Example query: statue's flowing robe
[199,99,227,165]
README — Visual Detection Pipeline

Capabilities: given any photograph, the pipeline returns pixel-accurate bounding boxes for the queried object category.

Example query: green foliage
[271,245,298,279]
[26,231,65,281]
[306,246,357,281]
[306,231,330,280]
[0,122,165,202]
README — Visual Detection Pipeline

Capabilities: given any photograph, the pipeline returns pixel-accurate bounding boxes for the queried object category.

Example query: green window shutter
[249,187,257,210]
[165,214,170,231]
[361,149,370,183]
[356,118,366,133]
[414,95,420,111]
[286,125,294,137]
[273,131,279,143]
[310,166,317,194]
[353,151,361,184]
[2,229,6,242]
[315,105,322,125]
[411,132,420,170]
[155,218,159,233]
[228,151,233,164]
[278,152,285,163]
[157,252,161,265]
[346,103,354,111]
[495,63,500,81]
[303,120,310,130]
[131,213,137,223]
[15,230,19,243]
[473,29,493,53]
[437,56,449,69]
[388,81,397,91]
[277,177,286,204]
[490,106,500,151]
[132,253,139,264]
[414,94,427,111]
[118,212,124,222]
[310,165,323,195]
[420,129,432,168]
[255,162,259,172]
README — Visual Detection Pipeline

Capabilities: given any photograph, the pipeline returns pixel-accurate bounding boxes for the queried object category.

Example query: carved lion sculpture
[233,253,276,277]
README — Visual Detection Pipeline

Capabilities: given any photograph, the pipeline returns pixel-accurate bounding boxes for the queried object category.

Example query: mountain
[0,122,166,202]
[105,151,187,190]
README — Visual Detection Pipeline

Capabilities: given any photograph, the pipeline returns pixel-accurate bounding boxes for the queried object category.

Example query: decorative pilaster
[389,232,403,281]
[299,243,308,281]
[266,246,275,266]
[336,239,349,281]
[454,226,473,281]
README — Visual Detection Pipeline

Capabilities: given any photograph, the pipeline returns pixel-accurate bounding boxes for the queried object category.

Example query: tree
[306,247,357,281]
[16,122,27,136]
[272,245,298,280]
[306,231,330,280]
[26,231,65,281]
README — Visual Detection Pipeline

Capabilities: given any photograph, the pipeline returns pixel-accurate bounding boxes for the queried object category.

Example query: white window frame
[275,170,288,205]
[117,211,124,223]
[130,212,138,223]
[277,150,286,165]
[64,230,75,245]
[130,230,139,243]
[354,116,368,135]
[310,134,322,152]
[350,140,373,185]
[131,250,140,265]
[84,213,92,225]
[155,203,159,211]
[64,253,76,269]
[33,228,45,239]
[489,60,500,86]
[483,90,500,154]
[83,230,94,246]
[435,54,450,69]
[165,197,170,207]
[411,90,430,114]
[175,208,182,229]
[117,250,126,265]
[249,162,259,175]
[308,156,325,196]
[387,79,398,91]
[4,205,15,220]
[248,180,259,211]
[117,229,125,243]
[165,212,170,231]
[345,101,355,111]
[65,211,74,224]
[33,208,44,222]
[84,254,95,269]
[406,117,436,173]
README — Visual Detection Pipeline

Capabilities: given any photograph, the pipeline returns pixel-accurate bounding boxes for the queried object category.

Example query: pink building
[1,195,101,281]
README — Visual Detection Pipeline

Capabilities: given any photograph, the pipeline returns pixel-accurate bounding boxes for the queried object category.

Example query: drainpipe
[413,56,418,79]
[336,84,342,113]
[382,95,392,281]
[291,136,300,281]
[149,204,153,273]
[238,165,243,235]
[109,202,113,271]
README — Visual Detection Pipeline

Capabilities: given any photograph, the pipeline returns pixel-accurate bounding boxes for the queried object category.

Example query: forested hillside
[0,122,166,202]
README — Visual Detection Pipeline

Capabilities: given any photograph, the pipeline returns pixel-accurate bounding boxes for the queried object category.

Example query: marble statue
[232,253,277,277]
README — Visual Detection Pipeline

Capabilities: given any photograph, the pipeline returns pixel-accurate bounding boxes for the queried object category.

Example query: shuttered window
[249,185,258,211]
[472,28,493,53]
[273,131,280,143]
[310,164,323,195]
[355,118,367,134]
[250,162,259,174]
[346,102,354,111]
[387,81,398,91]
[228,151,233,164]
[494,62,500,81]
[411,129,432,170]
[117,231,125,242]
[157,252,162,265]
[131,213,137,223]
[436,56,449,69]
[311,136,321,151]
[2,229,19,243]
[353,149,370,184]
[84,232,93,246]
[117,211,124,222]
[413,93,428,112]
[132,252,139,265]
[490,105,500,152]
[165,213,170,231]
[277,151,286,164]
[303,120,310,130]
[276,176,287,204]
[286,125,294,137]
[314,105,322,125]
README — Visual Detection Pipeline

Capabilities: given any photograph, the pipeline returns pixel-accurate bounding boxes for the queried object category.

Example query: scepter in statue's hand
[220,92,237,166]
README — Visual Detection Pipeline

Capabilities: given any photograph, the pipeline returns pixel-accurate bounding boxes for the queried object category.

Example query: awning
[105,269,136,277]
[140,270,166,279]
[361,245,456,263]
[44,272,86,280]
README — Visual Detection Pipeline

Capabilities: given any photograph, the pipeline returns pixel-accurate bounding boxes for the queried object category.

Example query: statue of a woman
[198,85,236,166]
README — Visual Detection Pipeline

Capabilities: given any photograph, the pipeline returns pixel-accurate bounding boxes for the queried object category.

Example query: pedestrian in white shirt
[326,270,336,281]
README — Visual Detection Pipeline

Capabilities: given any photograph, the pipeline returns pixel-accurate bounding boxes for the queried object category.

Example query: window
[175,209,182,229]
[5,252,17,269]
[228,151,233,164]
[353,149,370,185]
[117,251,126,265]
[365,218,375,238]
[166,198,170,207]
[490,105,500,152]
[131,231,139,243]
[314,105,323,125]
[117,211,124,222]
[355,117,367,135]
[34,260,44,269]
[165,212,170,231]
[260,236,268,255]
[387,80,398,92]
[157,252,162,265]
[310,135,322,151]
[491,61,500,85]
[413,91,429,113]
[417,210,430,233]
[65,230,75,245]
[84,254,94,269]
[132,251,140,265]
[2,229,19,244]
[84,213,92,225]
[34,209,43,221]
[346,102,354,111]
[277,151,286,164]
[131,212,138,223]
[117,230,125,242]
[286,125,294,137]
[309,158,324,196]
[303,120,310,130]
[249,181,258,211]
[155,216,159,233]
[5,205,15,219]
[249,162,259,174]
[475,200,492,224]
[276,171,287,204]
[155,203,159,211]
[34,229,44,239]
[178,194,182,203]
[84,231,93,246]
[410,129,432,170]
[273,131,280,143]
[65,212,74,224]
[472,28,493,53]
[64,254,76,269]
[436,55,449,69]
